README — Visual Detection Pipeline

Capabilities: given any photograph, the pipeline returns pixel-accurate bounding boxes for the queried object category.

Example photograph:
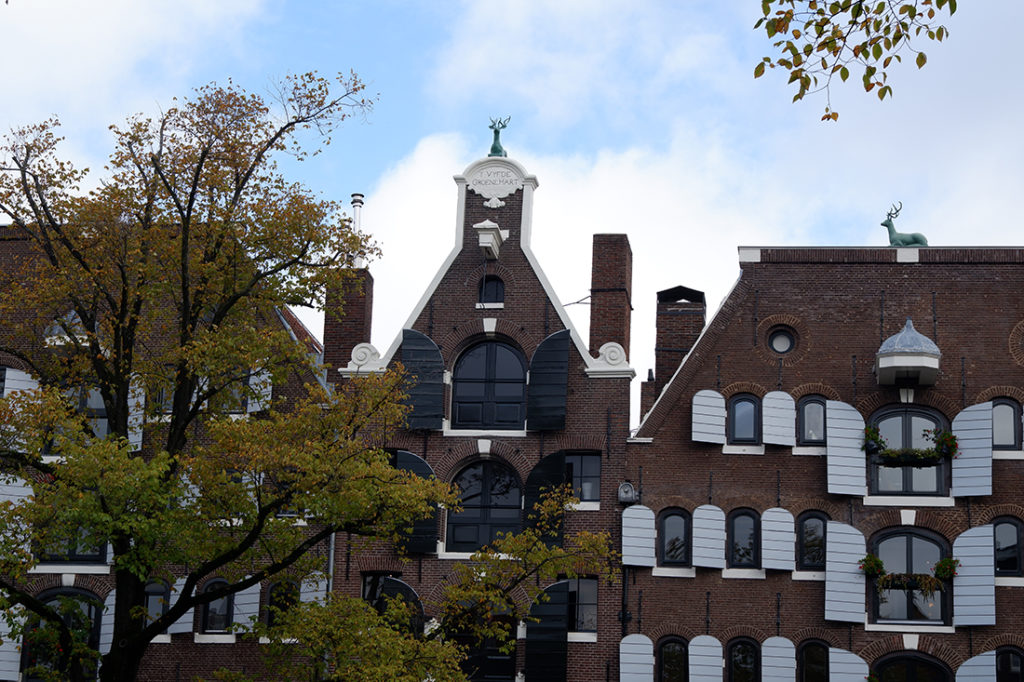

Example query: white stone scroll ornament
[340,342,387,376]
[466,160,525,209]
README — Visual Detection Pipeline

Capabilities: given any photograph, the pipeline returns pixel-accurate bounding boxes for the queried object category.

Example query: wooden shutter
[401,329,445,430]
[952,402,993,497]
[762,636,796,682]
[300,574,328,604]
[692,504,726,569]
[393,450,439,554]
[953,524,995,626]
[0,475,30,554]
[688,635,723,682]
[99,589,116,655]
[829,647,869,681]
[824,521,865,623]
[956,651,995,682]
[246,370,272,414]
[692,390,726,444]
[622,505,656,567]
[761,507,795,571]
[524,452,566,547]
[2,368,37,397]
[166,577,195,634]
[233,581,262,628]
[128,375,146,451]
[826,401,866,496]
[762,391,796,446]
[0,607,23,681]
[619,634,654,682]
[527,329,570,431]
[525,581,569,682]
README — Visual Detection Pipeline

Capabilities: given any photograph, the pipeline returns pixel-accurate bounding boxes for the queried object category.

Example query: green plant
[862,425,886,452]
[858,553,886,578]
[866,674,880,682]
[933,557,961,580]
[876,572,944,597]
[870,427,959,463]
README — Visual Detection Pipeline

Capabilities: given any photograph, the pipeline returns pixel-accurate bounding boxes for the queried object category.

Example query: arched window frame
[727,509,761,569]
[727,394,761,445]
[265,581,299,628]
[868,405,950,496]
[144,580,170,623]
[796,639,829,682]
[656,636,689,682]
[997,646,1024,682]
[451,340,527,431]
[796,511,829,571]
[872,651,953,682]
[797,395,827,446]
[658,508,691,567]
[871,528,950,624]
[726,637,760,682]
[200,579,233,633]
[994,516,1024,577]
[478,275,505,304]
[993,398,1023,451]
[445,460,522,553]
[21,588,102,681]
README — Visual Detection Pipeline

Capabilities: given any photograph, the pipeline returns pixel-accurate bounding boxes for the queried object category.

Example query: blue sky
[4,1,1022,426]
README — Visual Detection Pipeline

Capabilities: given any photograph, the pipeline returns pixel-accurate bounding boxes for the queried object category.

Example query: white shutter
[127,375,145,452]
[99,589,116,655]
[0,607,23,681]
[0,475,31,553]
[247,370,272,413]
[952,402,992,497]
[166,577,195,634]
[691,504,726,569]
[761,507,795,571]
[762,391,795,446]
[2,368,37,397]
[762,636,795,682]
[692,390,726,444]
[953,525,995,626]
[622,505,656,567]
[619,633,654,682]
[824,521,865,623]
[956,651,995,682]
[233,581,262,628]
[829,647,869,681]
[688,635,723,682]
[826,401,865,496]
[300,573,329,604]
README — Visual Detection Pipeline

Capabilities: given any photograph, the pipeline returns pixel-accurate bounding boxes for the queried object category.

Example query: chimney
[588,234,632,358]
[644,286,705,410]
[322,194,374,381]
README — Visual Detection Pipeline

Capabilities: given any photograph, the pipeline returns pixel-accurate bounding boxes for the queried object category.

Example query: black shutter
[525,581,569,682]
[393,450,438,554]
[401,329,445,430]
[524,452,566,547]
[526,329,571,431]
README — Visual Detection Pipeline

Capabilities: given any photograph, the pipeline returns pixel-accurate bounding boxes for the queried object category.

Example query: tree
[754,0,957,120]
[0,73,455,681]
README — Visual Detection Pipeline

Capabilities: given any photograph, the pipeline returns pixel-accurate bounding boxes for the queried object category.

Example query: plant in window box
[876,572,944,597]
[933,557,960,580]
[858,553,886,579]
[866,674,880,682]
[862,426,886,455]
[872,428,959,466]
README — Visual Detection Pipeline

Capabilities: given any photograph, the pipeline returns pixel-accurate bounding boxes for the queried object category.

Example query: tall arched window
[446,460,522,552]
[21,588,101,681]
[201,579,233,633]
[993,399,1022,450]
[797,395,826,445]
[869,406,949,495]
[997,646,1024,682]
[452,341,527,430]
[995,517,1024,576]
[728,509,760,568]
[479,275,505,304]
[727,637,760,682]
[265,581,299,628]
[144,580,170,623]
[797,640,829,682]
[659,509,691,566]
[873,530,949,623]
[796,511,828,570]
[657,636,688,682]
[727,394,761,445]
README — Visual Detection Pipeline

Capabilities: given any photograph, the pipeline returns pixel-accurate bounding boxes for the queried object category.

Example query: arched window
[797,395,826,445]
[797,640,829,682]
[363,576,424,635]
[446,460,522,552]
[657,636,688,682]
[873,530,949,623]
[728,394,761,445]
[993,399,1022,450]
[796,511,828,570]
[201,579,233,633]
[728,509,760,568]
[869,406,949,495]
[21,588,101,681]
[873,652,952,682]
[452,341,527,430]
[659,509,691,566]
[479,275,504,304]
[995,517,1024,576]
[144,580,170,623]
[997,646,1024,682]
[265,581,299,628]
[726,637,760,682]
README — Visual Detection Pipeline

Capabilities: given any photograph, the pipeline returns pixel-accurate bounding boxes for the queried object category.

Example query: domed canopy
[876,318,941,386]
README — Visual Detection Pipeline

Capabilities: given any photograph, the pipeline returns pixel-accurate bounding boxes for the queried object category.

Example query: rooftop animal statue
[488,116,510,158]
[882,202,928,246]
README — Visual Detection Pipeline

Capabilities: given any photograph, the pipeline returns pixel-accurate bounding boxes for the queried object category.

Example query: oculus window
[727,394,761,445]
[869,406,948,496]
[446,460,521,552]
[768,327,795,354]
[452,341,526,430]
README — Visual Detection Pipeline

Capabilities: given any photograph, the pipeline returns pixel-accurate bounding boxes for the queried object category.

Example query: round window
[768,328,795,354]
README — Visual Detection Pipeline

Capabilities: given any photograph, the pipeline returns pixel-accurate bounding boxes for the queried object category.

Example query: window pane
[878,416,902,448]
[996,522,1020,574]
[800,518,825,568]
[878,536,907,573]
[910,415,936,448]
[910,588,942,621]
[492,346,523,379]
[910,465,940,493]
[660,641,687,682]
[663,514,688,563]
[877,465,904,493]
[799,642,828,682]
[730,641,758,682]
[731,514,756,567]
[994,403,1017,447]
[802,402,825,442]
[732,400,756,441]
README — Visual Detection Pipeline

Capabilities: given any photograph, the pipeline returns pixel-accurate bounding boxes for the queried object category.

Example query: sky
[3,1,1022,428]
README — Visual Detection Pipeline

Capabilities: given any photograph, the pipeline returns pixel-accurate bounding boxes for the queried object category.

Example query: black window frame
[479,275,505,304]
[993,398,1023,451]
[997,646,1024,682]
[796,511,828,571]
[566,577,597,632]
[727,394,761,445]
[796,395,827,446]
[451,341,527,431]
[657,636,689,682]
[265,580,299,628]
[37,528,106,564]
[726,637,760,682]
[564,452,600,502]
[796,639,829,682]
[995,516,1024,577]
[868,406,950,496]
[871,528,950,624]
[446,460,522,553]
[727,508,760,569]
[658,508,691,567]
[21,588,102,682]
[200,579,234,633]
[872,652,953,682]
[144,579,170,623]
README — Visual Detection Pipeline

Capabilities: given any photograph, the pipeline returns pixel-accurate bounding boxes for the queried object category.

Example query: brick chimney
[588,234,632,358]
[640,286,705,416]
